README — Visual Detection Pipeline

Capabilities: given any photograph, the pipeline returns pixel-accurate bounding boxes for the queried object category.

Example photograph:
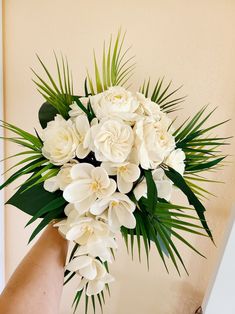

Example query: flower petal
[97,179,116,199]
[66,255,92,272]
[86,280,105,296]
[101,162,117,176]
[108,208,121,232]
[133,180,147,200]
[92,167,110,188]
[117,175,132,193]
[43,177,59,193]
[90,198,109,215]
[74,194,96,213]
[79,263,97,281]
[156,179,173,201]
[65,225,84,241]
[70,163,93,180]
[122,163,140,182]
[63,181,92,203]
[116,205,136,229]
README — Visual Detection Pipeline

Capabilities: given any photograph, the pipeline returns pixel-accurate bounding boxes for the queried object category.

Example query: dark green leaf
[144,170,158,213]
[163,166,213,241]
[6,176,64,217]
[28,206,64,243]
[38,102,59,129]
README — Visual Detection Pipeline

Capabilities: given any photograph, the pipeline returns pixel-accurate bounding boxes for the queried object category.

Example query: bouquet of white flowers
[0,30,230,313]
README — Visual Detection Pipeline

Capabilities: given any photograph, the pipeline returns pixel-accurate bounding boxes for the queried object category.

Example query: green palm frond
[121,198,206,274]
[140,78,186,113]
[0,120,42,151]
[0,120,55,191]
[174,106,231,178]
[87,29,136,94]
[32,54,73,118]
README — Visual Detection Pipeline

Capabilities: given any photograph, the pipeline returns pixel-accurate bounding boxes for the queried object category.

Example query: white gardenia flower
[44,160,78,192]
[89,119,134,163]
[63,163,116,213]
[66,256,114,296]
[89,86,139,123]
[56,210,110,245]
[55,206,116,262]
[134,168,173,201]
[134,116,175,169]
[73,115,91,159]
[90,192,136,232]
[69,97,88,118]
[75,235,117,263]
[41,115,78,165]
[135,92,162,121]
[165,148,186,175]
[102,161,140,193]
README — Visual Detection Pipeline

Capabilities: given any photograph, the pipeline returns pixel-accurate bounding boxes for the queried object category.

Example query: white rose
[69,97,88,118]
[89,86,139,123]
[89,119,134,163]
[90,192,136,232]
[66,256,114,296]
[134,116,175,169]
[134,168,173,201]
[63,163,116,213]
[135,92,162,121]
[165,148,186,175]
[41,115,78,165]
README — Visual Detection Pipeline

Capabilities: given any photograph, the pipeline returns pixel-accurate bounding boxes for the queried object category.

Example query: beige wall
[3,1,235,313]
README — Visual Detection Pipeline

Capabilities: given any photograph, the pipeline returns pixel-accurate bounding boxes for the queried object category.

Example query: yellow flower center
[114,94,122,100]
[90,181,101,192]
[84,225,93,233]
[118,166,127,173]
[111,201,118,207]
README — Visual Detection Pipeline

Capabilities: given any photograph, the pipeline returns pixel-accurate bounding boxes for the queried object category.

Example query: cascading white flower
[102,161,140,193]
[73,115,91,159]
[90,192,136,232]
[88,118,134,163]
[89,86,139,123]
[75,235,117,263]
[134,168,173,201]
[69,97,89,118]
[56,208,110,245]
[55,204,116,262]
[66,255,114,296]
[44,160,78,192]
[165,148,186,175]
[41,114,78,165]
[134,115,175,169]
[63,163,116,213]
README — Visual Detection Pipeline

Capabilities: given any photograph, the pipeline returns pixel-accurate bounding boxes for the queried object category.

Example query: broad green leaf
[38,102,59,129]
[6,175,64,217]
[28,206,64,243]
[26,196,66,226]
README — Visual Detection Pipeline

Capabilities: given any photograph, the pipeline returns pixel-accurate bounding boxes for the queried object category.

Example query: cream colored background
[3,1,235,313]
